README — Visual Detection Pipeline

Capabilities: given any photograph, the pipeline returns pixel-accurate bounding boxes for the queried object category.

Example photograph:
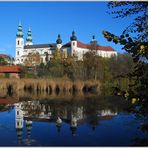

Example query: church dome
[26,28,32,42]
[56,34,62,44]
[16,31,24,37]
[16,22,24,38]
[70,31,77,41]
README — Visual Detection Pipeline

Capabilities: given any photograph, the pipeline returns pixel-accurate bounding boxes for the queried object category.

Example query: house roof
[24,43,56,49]
[0,54,11,59]
[0,98,18,105]
[0,66,22,73]
[98,115,114,120]
[62,41,116,52]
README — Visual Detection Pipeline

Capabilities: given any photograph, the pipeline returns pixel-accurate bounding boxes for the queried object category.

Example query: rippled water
[0,96,147,146]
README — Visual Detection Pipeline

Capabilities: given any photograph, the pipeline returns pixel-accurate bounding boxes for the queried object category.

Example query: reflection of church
[15,102,33,145]
[15,100,118,144]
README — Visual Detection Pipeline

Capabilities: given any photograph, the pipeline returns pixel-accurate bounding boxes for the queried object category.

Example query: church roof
[62,41,116,52]
[24,43,56,49]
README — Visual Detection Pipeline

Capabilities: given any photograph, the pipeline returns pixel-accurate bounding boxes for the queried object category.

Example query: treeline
[23,51,135,93]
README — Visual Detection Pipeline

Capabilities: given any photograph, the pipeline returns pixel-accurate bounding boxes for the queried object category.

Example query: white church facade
[15,22,117,65]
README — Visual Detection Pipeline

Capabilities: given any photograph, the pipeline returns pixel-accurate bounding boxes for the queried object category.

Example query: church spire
[16,21,23,38]
[26,27,33,45]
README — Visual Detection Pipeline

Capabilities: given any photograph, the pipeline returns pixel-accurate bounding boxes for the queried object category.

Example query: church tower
[90,35,98,51]
[26,27,33,46]
[16,22,24,64]
[56,34,62,49]
[26,120,32,145]
[70,31,77,56]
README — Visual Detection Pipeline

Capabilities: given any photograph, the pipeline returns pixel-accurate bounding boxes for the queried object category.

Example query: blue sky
[0,2,133,57]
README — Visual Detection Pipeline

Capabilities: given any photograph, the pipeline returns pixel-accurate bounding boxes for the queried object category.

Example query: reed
[0,78,101,98]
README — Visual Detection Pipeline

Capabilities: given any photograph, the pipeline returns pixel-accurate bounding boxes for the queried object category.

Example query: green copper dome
[26,27,32,42]
[16,22,24,38]
[56,34,62,44]
[70,31,77,41]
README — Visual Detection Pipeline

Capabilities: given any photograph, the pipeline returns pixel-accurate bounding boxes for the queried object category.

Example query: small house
[0,66,22,78]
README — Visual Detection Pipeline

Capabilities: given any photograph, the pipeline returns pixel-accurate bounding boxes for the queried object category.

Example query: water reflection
[14,98,119,145]
[1,96,146,146]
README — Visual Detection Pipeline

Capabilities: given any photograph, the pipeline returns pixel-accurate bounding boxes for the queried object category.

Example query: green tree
[0,58,8,65]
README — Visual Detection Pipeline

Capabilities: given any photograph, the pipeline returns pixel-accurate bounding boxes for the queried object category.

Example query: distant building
[15,22,117,65]
[0,65,22,78]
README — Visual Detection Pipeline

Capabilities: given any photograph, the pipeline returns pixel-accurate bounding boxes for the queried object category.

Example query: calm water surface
[0,96,147,146]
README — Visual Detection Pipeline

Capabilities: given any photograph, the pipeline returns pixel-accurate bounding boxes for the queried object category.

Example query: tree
[107,2,148,42]
[0,58,8,65]
[103,2,148,115]
[53,48,63,61]
[62,56,76,80]
[24,52,41,67]
[104,2,148,61]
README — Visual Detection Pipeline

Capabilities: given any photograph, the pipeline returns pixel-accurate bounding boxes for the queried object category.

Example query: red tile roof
[98,115,114,120]
[61,42,71,48]
[0,66,22,73]
[0,98,18,104]
[62,41,115,51]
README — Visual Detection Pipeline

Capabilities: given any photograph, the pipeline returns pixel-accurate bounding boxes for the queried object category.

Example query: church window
[18,40,19,45]
[17,111,19,115]
[73,42,75,46]
[17,51,19,55]
[17,121,19,126]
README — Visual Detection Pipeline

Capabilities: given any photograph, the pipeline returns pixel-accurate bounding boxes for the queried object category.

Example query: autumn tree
[103,2,148,61]
[53,48,63,61]
[24,52,41,67]
[103,1,148,114]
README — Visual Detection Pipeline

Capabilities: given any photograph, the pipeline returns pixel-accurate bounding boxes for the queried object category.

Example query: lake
[0,95,147,146]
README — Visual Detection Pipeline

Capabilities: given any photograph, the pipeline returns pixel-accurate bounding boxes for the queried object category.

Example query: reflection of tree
[89,116,98,131]
[23,102,42,117]
[0,104,6,111]
[132,137,148,146]
[0,104,14,112]
[70,126,77,136]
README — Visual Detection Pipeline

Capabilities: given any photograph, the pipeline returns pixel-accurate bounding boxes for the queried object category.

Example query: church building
[15,22,117,65]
